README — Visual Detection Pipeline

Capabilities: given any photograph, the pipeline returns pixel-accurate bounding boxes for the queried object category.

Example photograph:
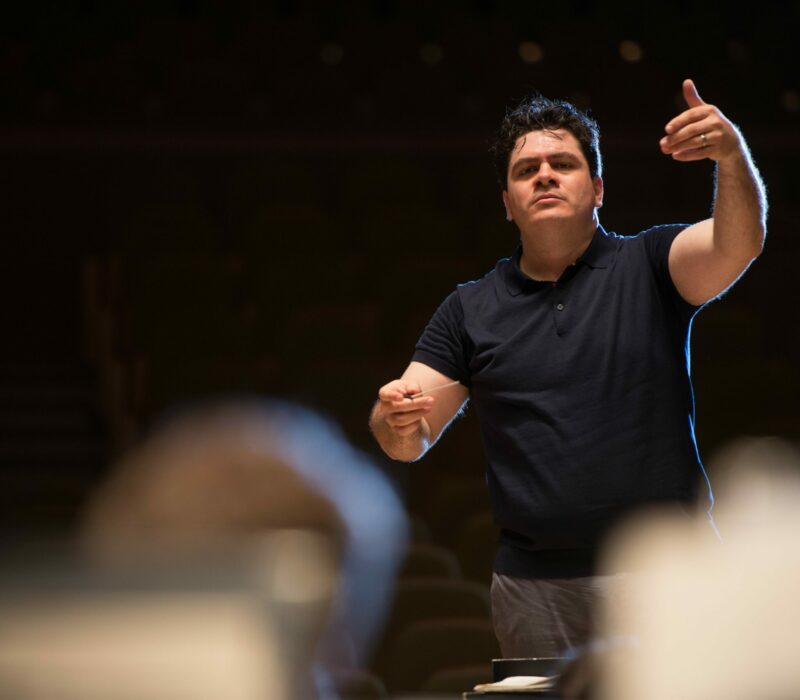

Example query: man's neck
[518,216,599,282]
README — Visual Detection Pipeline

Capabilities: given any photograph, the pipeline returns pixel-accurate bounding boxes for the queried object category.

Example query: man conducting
[369,79,766,657]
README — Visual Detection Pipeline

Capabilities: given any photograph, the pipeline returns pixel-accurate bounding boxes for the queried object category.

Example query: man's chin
[527,210,572,223]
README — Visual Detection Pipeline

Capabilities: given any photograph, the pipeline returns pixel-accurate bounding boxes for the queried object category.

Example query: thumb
[403,380,422,396]
[683,79,706,108]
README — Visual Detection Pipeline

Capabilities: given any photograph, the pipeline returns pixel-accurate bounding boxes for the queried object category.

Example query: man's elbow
[740,229,766,265]
[735,229,764,278]
[732,224,766,263]
[752,224,766,258]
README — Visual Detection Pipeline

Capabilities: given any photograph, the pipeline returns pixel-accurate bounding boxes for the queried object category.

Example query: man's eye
[555,162,572,169]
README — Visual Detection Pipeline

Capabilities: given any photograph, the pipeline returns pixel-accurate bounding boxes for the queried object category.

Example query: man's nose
[534,163,557,185]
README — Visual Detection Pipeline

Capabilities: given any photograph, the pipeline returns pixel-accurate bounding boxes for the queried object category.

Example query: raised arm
[370,361,469,462]
[660,79,767,306]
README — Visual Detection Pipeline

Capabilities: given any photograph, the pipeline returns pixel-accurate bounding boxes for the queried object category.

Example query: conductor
[370,80,766,657]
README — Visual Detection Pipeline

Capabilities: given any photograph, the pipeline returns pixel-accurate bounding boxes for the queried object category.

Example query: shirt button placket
[553,294,567,336]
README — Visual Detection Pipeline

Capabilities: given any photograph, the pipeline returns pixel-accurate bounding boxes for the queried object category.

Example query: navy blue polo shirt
[413,224,708,578]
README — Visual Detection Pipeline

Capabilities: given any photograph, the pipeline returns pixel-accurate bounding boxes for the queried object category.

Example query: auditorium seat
[383,578,490,633]
[370,578,490,678]
[399,543,462,580]
[422,663,495,694]
[454,510,498,584]
[329,667,389,699]
[419,475,492,545]
[408,513,433,544]
[385,618,500,692]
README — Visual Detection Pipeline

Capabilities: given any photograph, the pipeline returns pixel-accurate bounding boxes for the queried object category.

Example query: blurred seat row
[336,510,499,698]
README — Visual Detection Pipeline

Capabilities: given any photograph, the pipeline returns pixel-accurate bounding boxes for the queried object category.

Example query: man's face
[502,128,603,229]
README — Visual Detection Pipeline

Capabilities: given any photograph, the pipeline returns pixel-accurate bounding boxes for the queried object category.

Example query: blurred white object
[0,594,277,700]
[600,437,800,700]
[0,532,337,700]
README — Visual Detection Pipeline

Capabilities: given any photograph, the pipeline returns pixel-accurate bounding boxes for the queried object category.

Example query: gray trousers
[490,572,625,658]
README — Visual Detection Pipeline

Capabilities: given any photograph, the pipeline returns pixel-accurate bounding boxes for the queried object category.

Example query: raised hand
[660,79,743,163]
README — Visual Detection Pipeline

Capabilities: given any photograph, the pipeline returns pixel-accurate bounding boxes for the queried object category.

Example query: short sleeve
[412,290,473,387]
[640,223,701,316]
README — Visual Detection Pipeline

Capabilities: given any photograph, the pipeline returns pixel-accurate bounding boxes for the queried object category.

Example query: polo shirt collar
[580,224,616,269]
[504,224,616,296]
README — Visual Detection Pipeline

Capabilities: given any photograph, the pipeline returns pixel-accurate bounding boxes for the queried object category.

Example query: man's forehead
[512,128,581,157]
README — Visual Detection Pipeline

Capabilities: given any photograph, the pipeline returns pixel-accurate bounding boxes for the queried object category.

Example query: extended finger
[682,79,706,108]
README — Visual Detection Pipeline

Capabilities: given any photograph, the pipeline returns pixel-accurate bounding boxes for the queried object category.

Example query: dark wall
[1,1,798,532]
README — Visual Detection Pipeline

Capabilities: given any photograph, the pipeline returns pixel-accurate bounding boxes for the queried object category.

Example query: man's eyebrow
[511,152,581,169]
[513,152,580,164]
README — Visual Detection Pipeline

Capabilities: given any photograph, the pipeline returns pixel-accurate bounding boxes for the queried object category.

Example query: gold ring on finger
[699,133,708,148]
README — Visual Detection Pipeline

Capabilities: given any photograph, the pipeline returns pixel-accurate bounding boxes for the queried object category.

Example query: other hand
[377,379,435,437]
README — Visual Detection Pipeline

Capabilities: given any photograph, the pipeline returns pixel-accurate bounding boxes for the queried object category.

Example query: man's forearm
[369,402,430,462]
[712,140,767,259]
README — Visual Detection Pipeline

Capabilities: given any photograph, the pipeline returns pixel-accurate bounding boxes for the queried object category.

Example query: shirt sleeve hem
[411,350,471,388]
[643,223,703,317]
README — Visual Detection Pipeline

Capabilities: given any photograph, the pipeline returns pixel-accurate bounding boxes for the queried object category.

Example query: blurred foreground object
[1,400,407,699]
[599,437,800,700]
[0,533,334,700]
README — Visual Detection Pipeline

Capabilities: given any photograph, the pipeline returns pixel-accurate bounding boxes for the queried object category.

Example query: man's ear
[593,176,604,209]
[502,190,513,221]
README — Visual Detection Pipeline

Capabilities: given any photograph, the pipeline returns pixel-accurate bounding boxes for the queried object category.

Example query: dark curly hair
[490,95,602,189]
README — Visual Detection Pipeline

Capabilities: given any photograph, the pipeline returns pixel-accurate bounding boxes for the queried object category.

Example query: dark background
[1,0,798,538]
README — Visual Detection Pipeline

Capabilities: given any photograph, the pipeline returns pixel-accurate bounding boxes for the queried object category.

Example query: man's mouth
[533,193,563,204]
